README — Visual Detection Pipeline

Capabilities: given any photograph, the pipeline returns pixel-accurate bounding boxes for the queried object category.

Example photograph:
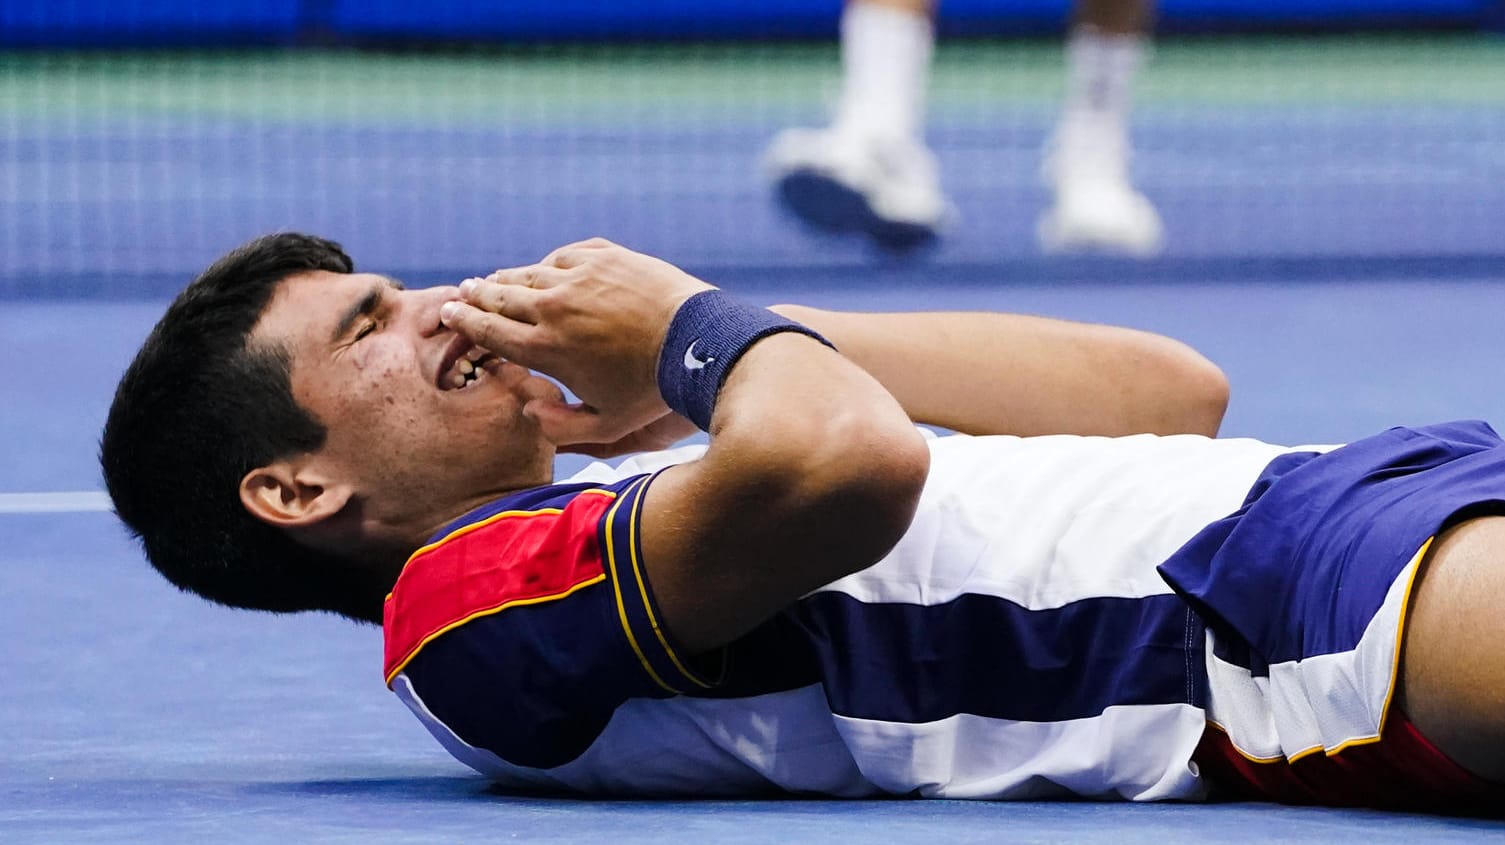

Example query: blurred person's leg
[1039,0,1164,255]
[764,0,949,249]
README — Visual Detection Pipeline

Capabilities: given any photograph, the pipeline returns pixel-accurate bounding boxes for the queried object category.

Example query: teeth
[443,347,493,390]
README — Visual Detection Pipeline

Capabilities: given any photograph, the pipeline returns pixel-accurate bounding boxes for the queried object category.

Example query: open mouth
[437,338,500,391]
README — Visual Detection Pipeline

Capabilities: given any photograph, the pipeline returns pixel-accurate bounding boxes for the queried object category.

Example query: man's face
[251,270,563,537]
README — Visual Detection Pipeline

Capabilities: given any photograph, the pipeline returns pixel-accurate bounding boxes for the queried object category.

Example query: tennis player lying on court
[102,233,1505,813]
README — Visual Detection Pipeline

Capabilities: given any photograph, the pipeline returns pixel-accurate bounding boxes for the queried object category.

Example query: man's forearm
[770,305,1228,437]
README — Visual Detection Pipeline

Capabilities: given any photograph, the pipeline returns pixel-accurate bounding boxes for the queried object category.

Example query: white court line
[0,491,114,513]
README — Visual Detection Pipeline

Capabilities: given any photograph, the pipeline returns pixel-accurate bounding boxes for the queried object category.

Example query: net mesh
[3,32,1503,293]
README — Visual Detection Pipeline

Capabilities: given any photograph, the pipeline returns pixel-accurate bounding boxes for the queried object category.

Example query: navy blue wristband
[656,290,834,431]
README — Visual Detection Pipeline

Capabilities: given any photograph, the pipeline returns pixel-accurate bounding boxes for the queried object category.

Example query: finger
[480,263,573,290]
[542,237,616,269]
[458,277,544,324]
[542,237,615,263]
[439,301,539,360]
[557,441,620,459]
[524,398,630,448]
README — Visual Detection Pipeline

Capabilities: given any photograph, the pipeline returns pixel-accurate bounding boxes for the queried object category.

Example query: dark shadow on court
[247,775,489,802]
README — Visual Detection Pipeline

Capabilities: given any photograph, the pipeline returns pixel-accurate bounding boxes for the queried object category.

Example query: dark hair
[101,232,385,623]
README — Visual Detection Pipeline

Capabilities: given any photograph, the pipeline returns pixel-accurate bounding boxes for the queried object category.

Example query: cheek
[341,338,386,375]
[335,361,426,432]
[356,347,421,407]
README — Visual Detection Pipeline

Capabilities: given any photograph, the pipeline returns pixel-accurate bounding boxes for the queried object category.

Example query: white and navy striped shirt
[383,423,1505,799]
[384,431,1304,799]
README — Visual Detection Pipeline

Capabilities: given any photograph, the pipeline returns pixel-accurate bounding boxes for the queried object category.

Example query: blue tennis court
[7,272,1505,842]
[5,9,1505,841]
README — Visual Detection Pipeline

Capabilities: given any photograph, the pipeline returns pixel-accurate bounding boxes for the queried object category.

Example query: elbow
[1177,353,1230,437]
[773,411,930,578]
[1137,337,1229,437]
[839,414,930,537]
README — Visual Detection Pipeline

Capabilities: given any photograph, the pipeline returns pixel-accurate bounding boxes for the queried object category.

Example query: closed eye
[354,321,377,341]
[331,280,396,345]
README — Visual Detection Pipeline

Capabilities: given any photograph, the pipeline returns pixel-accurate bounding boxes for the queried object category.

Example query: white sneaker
[764,127,951,249]
[1038,118,1163,256]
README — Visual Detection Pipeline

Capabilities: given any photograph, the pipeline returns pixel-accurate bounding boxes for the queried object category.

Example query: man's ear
[239,460,353,529]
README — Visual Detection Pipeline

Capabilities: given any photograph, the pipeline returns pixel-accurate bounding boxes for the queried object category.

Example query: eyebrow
[330,276,403,343]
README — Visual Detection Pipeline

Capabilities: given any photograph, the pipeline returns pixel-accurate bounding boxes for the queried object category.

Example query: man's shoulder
[383,476,650,681]
[425,480,629,542]
[381,469,690,771]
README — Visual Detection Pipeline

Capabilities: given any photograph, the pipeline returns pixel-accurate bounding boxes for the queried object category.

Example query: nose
[413,285,462,338]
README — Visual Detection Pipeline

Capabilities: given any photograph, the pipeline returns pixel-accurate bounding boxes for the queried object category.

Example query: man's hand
[555,410,700,459]
[450,240,927,655]
[439,238,713,449]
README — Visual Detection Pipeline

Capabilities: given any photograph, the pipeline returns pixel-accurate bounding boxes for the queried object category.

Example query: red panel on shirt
[1194,710,1505,813]
[383,489,617,683]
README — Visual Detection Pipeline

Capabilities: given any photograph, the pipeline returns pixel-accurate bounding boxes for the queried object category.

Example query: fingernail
[459,278,476,296]
[440,301,460,323]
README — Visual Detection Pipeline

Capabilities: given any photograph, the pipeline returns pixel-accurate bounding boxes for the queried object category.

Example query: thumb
[524,398,620,447]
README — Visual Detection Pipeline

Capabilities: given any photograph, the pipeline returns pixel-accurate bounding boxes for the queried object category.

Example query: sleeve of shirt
[381,473,722,770]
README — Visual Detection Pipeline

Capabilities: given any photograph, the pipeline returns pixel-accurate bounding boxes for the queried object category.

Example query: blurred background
[3,0,1503,298]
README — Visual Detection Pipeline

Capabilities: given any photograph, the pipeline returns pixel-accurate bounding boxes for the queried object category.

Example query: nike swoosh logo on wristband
[683,341,714,371]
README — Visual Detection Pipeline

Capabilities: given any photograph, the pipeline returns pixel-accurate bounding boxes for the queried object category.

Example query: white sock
[1059,26,1146,140]
[833,2,934,143]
